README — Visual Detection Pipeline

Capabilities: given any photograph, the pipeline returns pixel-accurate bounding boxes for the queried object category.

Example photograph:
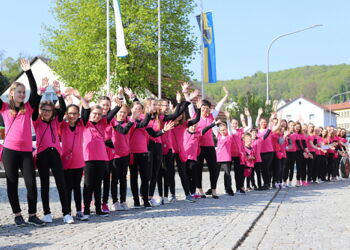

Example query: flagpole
[200,0,204,98]
[106,0,111,95]
[157,0,161,99]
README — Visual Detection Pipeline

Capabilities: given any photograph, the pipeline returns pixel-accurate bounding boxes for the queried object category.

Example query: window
[309,114,315,121]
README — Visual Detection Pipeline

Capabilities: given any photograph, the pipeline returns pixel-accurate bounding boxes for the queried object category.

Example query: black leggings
[3,147,37,214]
[327,154,335,180]
[318,155,327,180]
[197,146,220,190]
[102,160,113,204]
[295,151,304,181]
[272,156,282,184]
[148,141,163,197]
[218,161,234,191]
[306,153,315,182]
[157,150,175,197]
[83,161,106,215]
[260,152,274,186]
[37,147,69,216]
[186,160,198,195]
[254,162,262,188]
[284,152,296,182]
[64,168,83,213]
[129,153,149,203]
[111,156,129,203]
[232,157,243,191]
[174,153,191,196]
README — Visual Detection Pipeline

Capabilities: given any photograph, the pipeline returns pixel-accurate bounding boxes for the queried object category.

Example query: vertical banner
[197,12,217,83]
[113,0,128,57]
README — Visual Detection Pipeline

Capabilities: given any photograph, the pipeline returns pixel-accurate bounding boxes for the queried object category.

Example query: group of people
[2,60,348,227]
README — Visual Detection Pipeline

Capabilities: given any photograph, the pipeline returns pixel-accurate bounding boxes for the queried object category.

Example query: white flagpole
[157,0,161,99]
[200,0,204,98]
[106,0,111,95]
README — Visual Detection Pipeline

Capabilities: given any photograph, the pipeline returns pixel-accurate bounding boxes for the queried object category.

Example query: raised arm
[52,80,66,122]
[136,113,151,128]
[188,107,200,127]
[212,87,229,119]
[72,89,90,109]
[146,121,174,137]
[114,121,134,134]
[81,108,91,126]
[243,108,252,132]
[107,104,121,123]
[255,107,263,127]
[20,59,40,109]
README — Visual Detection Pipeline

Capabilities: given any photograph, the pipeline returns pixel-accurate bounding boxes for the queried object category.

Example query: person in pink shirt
[305,123,318,184]
[0,59,44,227]
[240,133,257,186]
[293,122,305,187]
[81,98,120,218]
[312,127,325,183]
[32,79,74,224]
[283,121,298,187]
[248,129,262,190]
[60,89,89,221]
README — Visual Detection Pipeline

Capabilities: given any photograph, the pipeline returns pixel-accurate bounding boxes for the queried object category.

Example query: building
[277,96,337,127]
[324,102,350,130]
[1,57,66,103]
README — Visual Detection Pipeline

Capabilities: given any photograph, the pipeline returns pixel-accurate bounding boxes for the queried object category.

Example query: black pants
[295,151,304,181]
[64,168,83,213]
[280,158,286,183]
[3,147,37,214]
[157,150,175,197]
[284,152,296,182]
[218,161,234,191]
[102,160,113,204]
[306,153,315,182]
[232,157,244,191]
[186,160,198,194]
[37,147,69,216]
[174,154,191,196]
[254,162,262,188]
[129,153,149,203]
[83,161,106,215]
[111,156,129,203]
[260,152,274,187]
[148,141,163,197]
[327,154,335,179]
[197,146,219,190]
[272,156,282,184]
[317,155,327,180]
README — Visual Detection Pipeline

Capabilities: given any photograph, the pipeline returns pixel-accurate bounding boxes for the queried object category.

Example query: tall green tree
[42,0,197,96]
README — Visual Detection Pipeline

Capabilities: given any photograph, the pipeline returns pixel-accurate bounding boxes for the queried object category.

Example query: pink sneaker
[191,194,201,199]
[302,181,310,186]
[102,203,110,213]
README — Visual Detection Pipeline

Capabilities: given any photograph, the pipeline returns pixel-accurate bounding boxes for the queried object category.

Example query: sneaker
[191,193,201,199]
[295,181,301,187]
[239,189,246,194]
[212,195,219,199]
[185,195,196,203]
[164,197,170,204]
[149,198,161,207]
[110,201,119,212]
[159,198,165,205]
[96,211,109,217]
[226,189,234,196]
[15,215,26,227]
[28,215,45,227]
[63,214,74,224]
[42,214,53,223]
[272,183,277,189]
[120,202,129,210]
[76,211,89,221]
[144,201,152,209]
[168,195,176,203]
[205,189,212,195]
[101,203,110,213]
[133,200,142,209]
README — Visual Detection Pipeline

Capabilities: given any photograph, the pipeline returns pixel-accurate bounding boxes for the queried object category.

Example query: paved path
[0,173,350,249]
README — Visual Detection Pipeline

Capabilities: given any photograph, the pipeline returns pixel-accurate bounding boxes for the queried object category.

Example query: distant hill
[202,64,350,105]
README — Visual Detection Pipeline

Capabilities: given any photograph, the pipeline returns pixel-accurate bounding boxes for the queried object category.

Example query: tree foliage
[42,0,197,97]
[204,64,350,105]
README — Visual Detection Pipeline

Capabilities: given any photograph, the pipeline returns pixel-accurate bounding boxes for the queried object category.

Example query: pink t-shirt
[183,130,201,161]
[83,118,109,161]
[1,102,34,152]
[286,133,298,152]
[231,129,243,157]
[33,116,62,154]
[252,138,262,163]
[161,127,173,155]
[197,114,214,147]
[170,122,188,162]
[241,146,256,167]
[216,134,232,162]
[147,118,162,144]
[60,120,85,170]
[111,119,132,159]
[129,115,149,154]
[258,129,274,153]
[306,135,316,153]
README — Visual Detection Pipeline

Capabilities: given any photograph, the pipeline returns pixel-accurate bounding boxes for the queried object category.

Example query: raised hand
[215,119,222,125]
[124,87,134,98]
[196,98,202,109]
[65,95,73,105]
[53,80,61,94]
[40,77,49,90]
[164,121,175,132]
[224,110,230,119]
[117,86,124,96]
[223,86,229,96]
[72,89,81,99]
[181,82,190,93]
[258,107,263,116]
[176,91,181,103]
[244,108,250,117]
[240,113,245,121]
[131,109,140,121]
[64,87,74,97]
[20,58,30,71]
[84,91,94,102]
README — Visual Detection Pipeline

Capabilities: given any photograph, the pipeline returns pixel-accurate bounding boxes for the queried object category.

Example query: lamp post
[328,91,350,126]
[266,24,322,104]
[157,0,161,99]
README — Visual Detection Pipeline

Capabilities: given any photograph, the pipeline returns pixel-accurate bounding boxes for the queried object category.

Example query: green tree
[42,0,197,96]
[0,57,21,82]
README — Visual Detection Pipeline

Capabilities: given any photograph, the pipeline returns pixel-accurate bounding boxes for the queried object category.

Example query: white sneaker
[164,197,170,204]
[120,202,129,210]
[168,195,176,203]
[63,214,74,224]
[42,214,53,223]
[76,211,89,221]
[149,198,161,207]
[110,201,120,212]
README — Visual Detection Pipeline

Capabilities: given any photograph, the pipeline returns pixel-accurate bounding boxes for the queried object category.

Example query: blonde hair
[8,82,26,116]
[144,98,161,130]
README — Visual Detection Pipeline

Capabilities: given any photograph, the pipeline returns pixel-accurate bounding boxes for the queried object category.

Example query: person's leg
[175,154,190,196]
[166,151,176,197]
[64,169,73,214]
[102,160,112,204]
[222,162,233,192]
[196,148,205,192]
[187,160,196,194]
[232,157,241,191]
[36,150,51,215]
[295,151,303,182]
[71,168,83,212]
[83,162,95,215]
[129,157,140,205]
[111,159,119,204]
[119,156,129,203]
[93,161,106,213]
[149,142,162,198]
[254,162,262,188]
[204,147,220,193]
[138,153,150,204]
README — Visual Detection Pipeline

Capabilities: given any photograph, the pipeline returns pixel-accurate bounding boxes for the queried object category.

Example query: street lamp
[266,24,322,103]
[328,91,350,126]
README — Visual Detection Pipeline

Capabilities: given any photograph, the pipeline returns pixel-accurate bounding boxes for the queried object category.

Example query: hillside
[202,64,350,104]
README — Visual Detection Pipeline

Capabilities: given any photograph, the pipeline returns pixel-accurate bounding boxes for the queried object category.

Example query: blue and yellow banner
[197,12,217,83]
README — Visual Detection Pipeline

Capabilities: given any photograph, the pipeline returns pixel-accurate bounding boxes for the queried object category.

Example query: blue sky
[1,0,349,81]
